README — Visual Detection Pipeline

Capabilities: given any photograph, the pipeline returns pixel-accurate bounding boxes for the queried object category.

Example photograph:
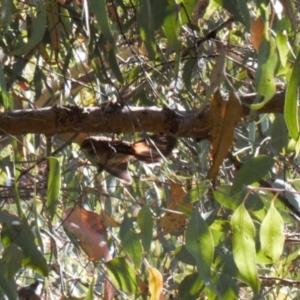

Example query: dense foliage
[1,0,300,299]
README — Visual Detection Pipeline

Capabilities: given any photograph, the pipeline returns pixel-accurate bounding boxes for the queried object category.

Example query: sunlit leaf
[260,202,284,262]
[148,267,163,300]
[231,204,261,294]
[47,157,61,220]
[163,4,181,51]
[276,31,290,67]
[285,51,300,141]
[231,155,275,195]
[106,257,138,294]
[85,275,95,300]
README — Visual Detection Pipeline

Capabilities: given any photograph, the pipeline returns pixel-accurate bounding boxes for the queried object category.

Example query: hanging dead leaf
[159,183,191,233]
[148,267,164,300]
[207,90,242,179]
[62,206,110,262]
[210,89,227,158]
[250,17,265,52]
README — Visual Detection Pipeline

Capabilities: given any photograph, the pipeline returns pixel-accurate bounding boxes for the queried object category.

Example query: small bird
[80,134,176,184]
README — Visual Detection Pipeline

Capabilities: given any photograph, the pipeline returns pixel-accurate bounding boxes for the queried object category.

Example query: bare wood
[0,91,285,139]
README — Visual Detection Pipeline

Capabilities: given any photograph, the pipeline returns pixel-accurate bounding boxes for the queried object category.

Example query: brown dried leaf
[159,183,191,233]
[62,206,110,262]
[207,90,242,179]
[250,17,265,52]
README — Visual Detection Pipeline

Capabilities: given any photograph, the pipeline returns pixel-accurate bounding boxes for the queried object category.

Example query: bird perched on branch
[80,134,177,184]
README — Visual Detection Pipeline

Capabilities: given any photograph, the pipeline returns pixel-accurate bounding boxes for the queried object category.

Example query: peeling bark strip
[0,91,285,138]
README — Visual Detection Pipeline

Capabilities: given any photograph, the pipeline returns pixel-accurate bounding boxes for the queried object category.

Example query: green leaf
[2,244,23,279]
[120,229,142,269]
[108,49,123,84]
[174,245,196,265]
[1,218,48,276]
[0,260,18,300]
[47,157,61,220]
[260,202,284,262]
[163,4,181,52]
[0,0,12,27]
[252,37,278,110]
[13,0,46,55]
[231,155,275,195]
[178,273,205,300]
[276,31,290,67]
[106,257,138,294]
[214,186,264,211]
[85,275,95,300]
[270,114,288,153]
[0,65,14,110]
[231,204,261,294]
[236,0,251,31]
[136,0,156,59]
[285,51,300,141]
[90,0,114,45]
[137,206,153,253]
[185,210,219,295]
[216,273,239,300]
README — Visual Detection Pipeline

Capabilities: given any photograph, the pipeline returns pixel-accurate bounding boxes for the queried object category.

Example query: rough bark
[0,91,286,139]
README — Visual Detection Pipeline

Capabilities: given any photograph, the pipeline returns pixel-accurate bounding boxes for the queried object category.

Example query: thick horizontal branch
[0,91,285,138]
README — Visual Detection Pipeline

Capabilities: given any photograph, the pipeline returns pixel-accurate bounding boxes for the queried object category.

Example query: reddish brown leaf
[62,206,110,262]
[250,17,265,52]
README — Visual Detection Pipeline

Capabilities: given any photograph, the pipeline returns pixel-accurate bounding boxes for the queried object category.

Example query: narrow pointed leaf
[285,51,300,141]
[231,204,260,294]
[120,229,142,269]
[137,206,153,253]
[260,203,284,262]
[90,0,114,45]
[47,157,61,220]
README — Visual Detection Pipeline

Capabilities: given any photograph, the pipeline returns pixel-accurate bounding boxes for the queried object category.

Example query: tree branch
[0,91,286,138]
